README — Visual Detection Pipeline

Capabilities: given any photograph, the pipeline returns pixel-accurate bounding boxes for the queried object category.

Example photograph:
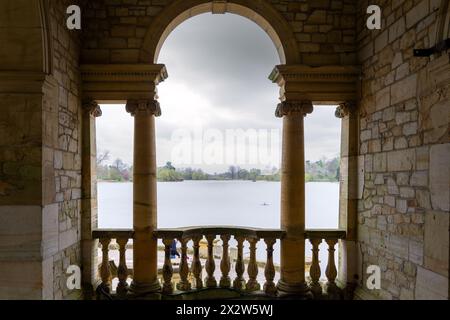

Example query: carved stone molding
[82,99,102,117]
[81,64,168,84]
[81,64,168,102]
[275,100,313,118]
[335,101,357,119]
[0,72,57,94]
[212,0,227,14]
[126,99,162,117]
[270,65,361,103]
[270,67,360,82]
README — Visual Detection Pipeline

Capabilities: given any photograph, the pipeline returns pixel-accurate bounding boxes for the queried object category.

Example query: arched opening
[88,1,358,298]
[156,14,281,228]
[140,0,300,64]
[0,0,52,73]
[154,12,282,278]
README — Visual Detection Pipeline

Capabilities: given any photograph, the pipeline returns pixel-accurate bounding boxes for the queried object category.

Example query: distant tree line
[157,162,280,182]
[305,157,340,182]
[97,151,133,182]
[157,158,340,183]
[97,152,340,183]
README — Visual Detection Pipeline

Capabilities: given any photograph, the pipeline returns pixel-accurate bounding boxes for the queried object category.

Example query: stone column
[335,101,359,297]
[276,100,313,297]
[126,99,162,294]
[81,99,102,298]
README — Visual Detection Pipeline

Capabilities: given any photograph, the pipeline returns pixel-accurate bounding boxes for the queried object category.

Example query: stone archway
[435,0,450,43]
[139,0,300,64]
[0,0,52,74]
[0,0,57,300]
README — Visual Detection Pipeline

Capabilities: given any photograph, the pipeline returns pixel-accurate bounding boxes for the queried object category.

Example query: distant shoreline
[98,179,339,183]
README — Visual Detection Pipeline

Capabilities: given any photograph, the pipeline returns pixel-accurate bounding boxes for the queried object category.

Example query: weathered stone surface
[429,144,450,211]
[391,75,417,105]
[386,234,409,260]
[410,171,428,187]
[424,211,449,276]
[387,150,415,172]
[0,205,43,260]
[409,240,424,266]
[415,266,448,300]
[373,153,387,172]
[356,0,449,300]
[405,0,429,29]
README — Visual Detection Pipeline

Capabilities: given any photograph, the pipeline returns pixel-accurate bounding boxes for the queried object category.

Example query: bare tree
[97,151,110,166]
[113,158,128,172]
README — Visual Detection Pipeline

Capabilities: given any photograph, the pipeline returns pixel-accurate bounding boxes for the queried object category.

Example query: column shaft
[127,100,161,293]
[81,100,101,298]
[276,100,312,296]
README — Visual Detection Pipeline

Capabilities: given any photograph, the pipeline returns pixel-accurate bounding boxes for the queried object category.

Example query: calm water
[98,181,339,276]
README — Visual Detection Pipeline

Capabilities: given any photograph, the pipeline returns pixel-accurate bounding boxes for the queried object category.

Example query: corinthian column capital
[126,99,162,117]
[82,99,102,117]
[335,101,357,119]
[275,100,313,118]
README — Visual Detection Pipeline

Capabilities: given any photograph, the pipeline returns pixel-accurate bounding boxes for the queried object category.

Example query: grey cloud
[158,13,280,110]
[98,13,341,169]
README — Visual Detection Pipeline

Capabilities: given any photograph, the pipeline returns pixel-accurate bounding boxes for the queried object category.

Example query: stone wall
[0,0,84,299]
[1,0,449,300]
[81,0,357,66]
[47,0,84,300]
[355,0,449,300]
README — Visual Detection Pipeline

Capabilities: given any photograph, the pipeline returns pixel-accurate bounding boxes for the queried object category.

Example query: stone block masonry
[0,0,84,299]
[81,0,357,66]
[356,0,449,300]
[1,0,449,300]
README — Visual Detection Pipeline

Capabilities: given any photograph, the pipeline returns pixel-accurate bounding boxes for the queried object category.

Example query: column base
[82,282,96,300]
[325,281,344,300]
[129,279,161,296]
[277,280,312,299]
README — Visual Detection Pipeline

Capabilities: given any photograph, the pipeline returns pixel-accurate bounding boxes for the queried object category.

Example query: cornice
[0,71,57,94]
[269,65,361,84]
[269,64,361,104]
[80,64,168,84]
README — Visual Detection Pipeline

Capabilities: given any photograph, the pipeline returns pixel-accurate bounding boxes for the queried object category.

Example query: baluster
[263,238,277,295]
[309,238,322,297]
[325,238,339,295]
[219,234,231,288]
[162,238,174,294]
[233,236,246,290]
[177,238,192,291]
[116,238,129,297]
[204,235,217,288]
[246,237,260,291]
[191,235,203,289]
[99,238,112,293]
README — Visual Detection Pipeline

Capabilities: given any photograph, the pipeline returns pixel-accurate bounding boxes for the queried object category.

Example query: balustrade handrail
[92,227,345,240]
[154,226,285,240]
[92,229,134,240]
[305,229,346,240]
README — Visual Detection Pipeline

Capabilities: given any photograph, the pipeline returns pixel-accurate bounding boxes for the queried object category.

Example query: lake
[98,180,340,278]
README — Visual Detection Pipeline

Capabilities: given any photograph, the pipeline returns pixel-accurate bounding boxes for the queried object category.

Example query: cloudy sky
[97,13,341,173]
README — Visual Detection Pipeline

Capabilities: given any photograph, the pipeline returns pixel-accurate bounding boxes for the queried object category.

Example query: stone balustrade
[92,227,346,299]
[305,229,346,298]
[154,227,284,296]
[92,229,135,298]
